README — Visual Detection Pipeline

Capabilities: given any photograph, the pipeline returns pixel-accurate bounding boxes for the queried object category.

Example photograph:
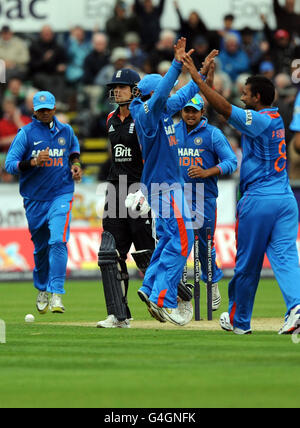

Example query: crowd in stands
[1,0,300,182]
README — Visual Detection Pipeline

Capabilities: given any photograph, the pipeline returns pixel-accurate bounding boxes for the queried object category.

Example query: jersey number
[274,139,286,172]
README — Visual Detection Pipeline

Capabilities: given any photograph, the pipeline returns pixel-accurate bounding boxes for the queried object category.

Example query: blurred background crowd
[0,0,300,183]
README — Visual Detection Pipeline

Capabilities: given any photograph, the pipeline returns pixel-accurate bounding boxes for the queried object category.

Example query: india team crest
[39,95,46,102]
[58,137,66,146]
[194,138,203,146]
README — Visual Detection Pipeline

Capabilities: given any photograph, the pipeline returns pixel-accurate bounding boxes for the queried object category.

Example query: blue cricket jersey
[130,59,200,202]
[229,105,292,196]
[175,117,237,199]
[5,116,80,201]
[290,92,300,132]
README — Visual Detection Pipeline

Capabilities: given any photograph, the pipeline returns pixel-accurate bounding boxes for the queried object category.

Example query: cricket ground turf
[0,279,299,408]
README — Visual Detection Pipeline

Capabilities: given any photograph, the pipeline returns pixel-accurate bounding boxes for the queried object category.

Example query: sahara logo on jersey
[31,148,64,167]
[178,148,205,167]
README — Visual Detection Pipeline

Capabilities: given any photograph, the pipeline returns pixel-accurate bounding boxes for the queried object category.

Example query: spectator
[231,73,252,107]
[20,88,38,119]
[274,73,297,144]
[259,61,275,81]
[218,14,241,50]
[106,0,139,50]
[125,32,148,70]
[0,26,29,79]
[240,27,263,74]
[218,33,250,82]
[134,0,166,52]
[82,33,110,85]
[4,77,27,107]
[273,0,300,38]
[148,29,176,73]
[95,47,130,86]
[0,98,31,152]
[29,25,67,102]
[264,26,295,75]
[192,36,210,71]
[174,1,208,50]
[66,26,92,85]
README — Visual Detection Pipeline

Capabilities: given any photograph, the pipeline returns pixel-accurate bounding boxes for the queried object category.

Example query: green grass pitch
[0,278,299,408]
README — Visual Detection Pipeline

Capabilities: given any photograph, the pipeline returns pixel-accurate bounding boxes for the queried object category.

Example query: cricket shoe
[219,312,234,332]
[97,315,130,329]
[211,283,221,311]
[150,302,186,326]
[137,289,166,323]
[278,305,300,335]
[220,313,252,334]
[50,294,65,314]
[36,291,49,314]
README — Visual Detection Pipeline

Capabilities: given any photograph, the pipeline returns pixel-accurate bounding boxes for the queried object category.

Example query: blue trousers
[24,193,74,295]
[140,190,194,308]
[196,198,223,284]
[228,193,300,331]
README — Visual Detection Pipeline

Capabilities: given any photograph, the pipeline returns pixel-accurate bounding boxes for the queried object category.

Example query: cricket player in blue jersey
[130,39,217,325]
[175,93,237,312]
[290,91,300,154]
[183,54,300,335]
[5,91,82,314]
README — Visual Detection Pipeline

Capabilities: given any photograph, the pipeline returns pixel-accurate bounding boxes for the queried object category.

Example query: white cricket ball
[25,314,35,323]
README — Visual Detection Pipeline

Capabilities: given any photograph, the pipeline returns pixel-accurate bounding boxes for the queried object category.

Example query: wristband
[199,73,207,82]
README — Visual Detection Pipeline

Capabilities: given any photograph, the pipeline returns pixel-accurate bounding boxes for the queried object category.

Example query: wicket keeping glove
[125,190,151,216]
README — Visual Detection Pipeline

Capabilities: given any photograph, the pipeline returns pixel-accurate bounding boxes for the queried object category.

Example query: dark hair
[245,75,275,106]
[224,14,234,21]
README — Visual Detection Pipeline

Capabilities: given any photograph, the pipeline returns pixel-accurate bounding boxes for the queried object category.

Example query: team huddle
[5,38,300,335]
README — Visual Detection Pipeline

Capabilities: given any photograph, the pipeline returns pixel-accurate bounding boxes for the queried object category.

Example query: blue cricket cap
[184,94,205,111]
[138,74,163,96]
[33,91,56,111]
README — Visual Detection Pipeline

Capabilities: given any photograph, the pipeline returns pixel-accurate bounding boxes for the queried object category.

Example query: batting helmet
[107,68,141,88]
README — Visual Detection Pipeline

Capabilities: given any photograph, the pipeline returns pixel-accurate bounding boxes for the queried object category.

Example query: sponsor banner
[1,226,300,274]
[0,0,280,33]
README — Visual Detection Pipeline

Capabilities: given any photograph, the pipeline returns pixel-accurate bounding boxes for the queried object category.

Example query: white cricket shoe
[150,302,186,326]
[97,314,130,329]
[220,312,252,334]
[50,294,65,314]
[36,291,49,314]
[211,283,221,311]
[137,289,166,323]
[220,312,234,331]
[278,305,300,335]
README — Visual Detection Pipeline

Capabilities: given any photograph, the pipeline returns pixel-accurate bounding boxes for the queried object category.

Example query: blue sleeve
[212,128,238,176]
[290,93,300,132]
[137,59,182,130]
[229,105,271,138]
[166,79,200,117]
[5,129,28,175]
